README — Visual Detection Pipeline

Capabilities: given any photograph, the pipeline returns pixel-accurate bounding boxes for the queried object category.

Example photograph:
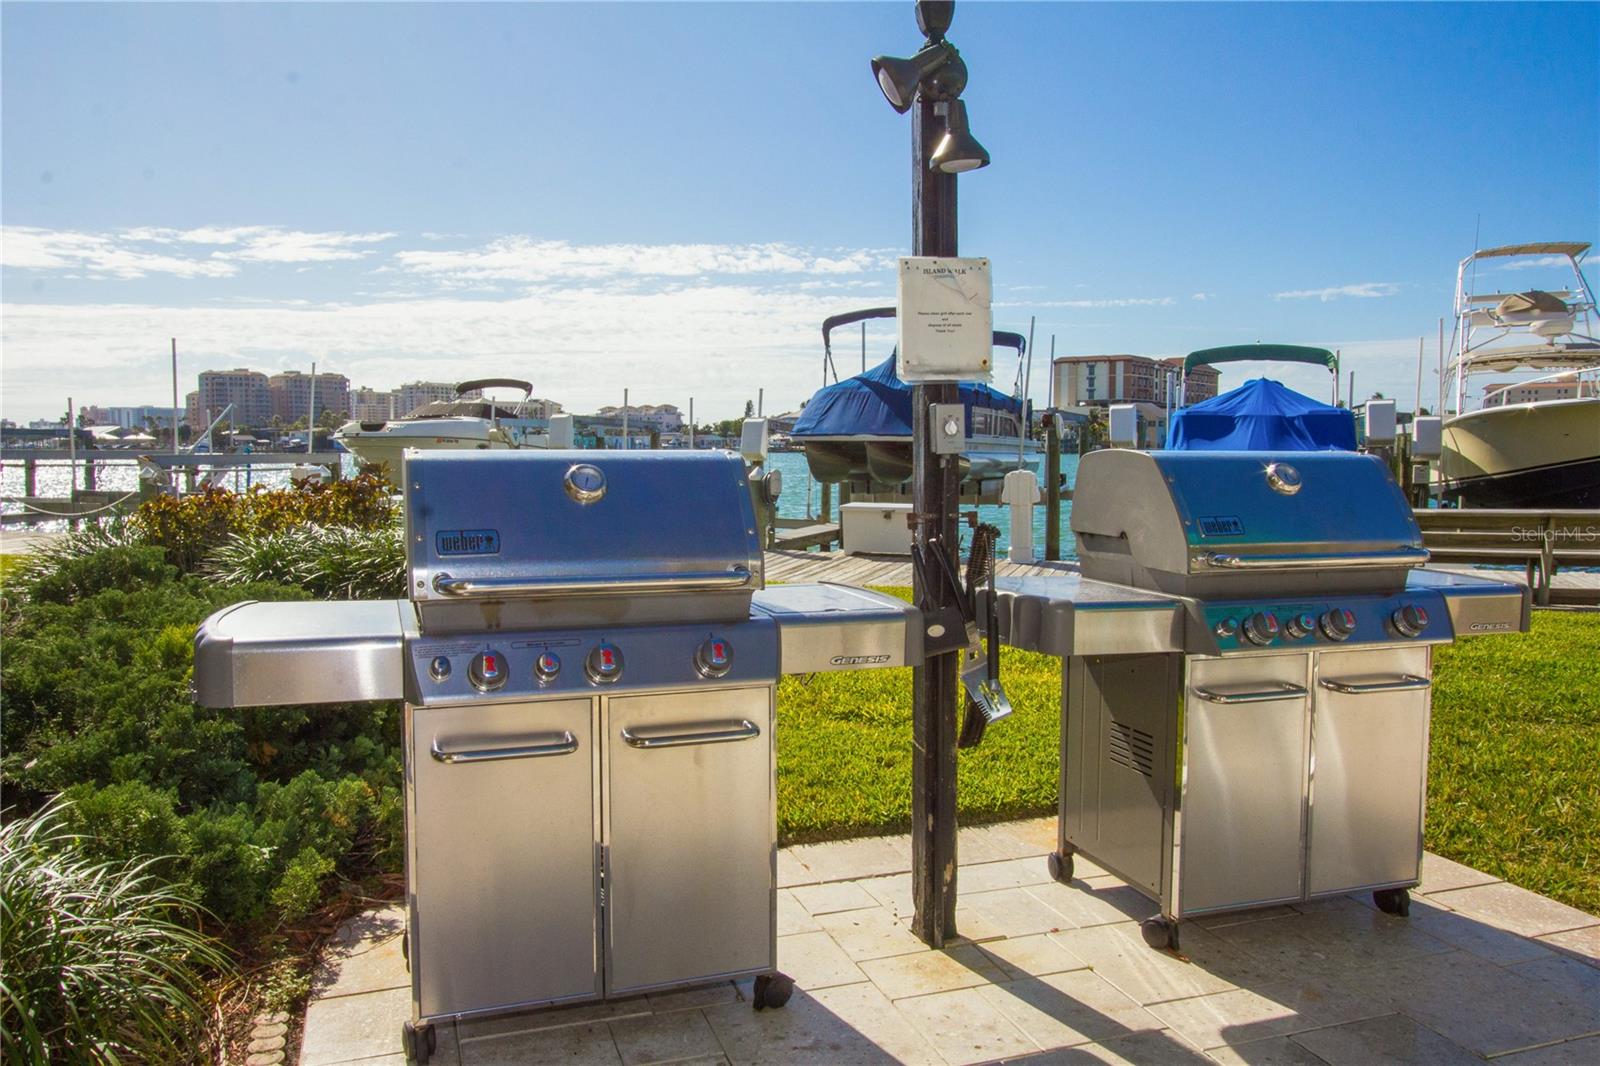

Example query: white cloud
[4,225,396,278]
[1191,292,1213,301]
[0,281,891,422]
[392,237,893,283]
[1273,282,1400,302]
[1004,296,1176,309]
[2,226,238,279]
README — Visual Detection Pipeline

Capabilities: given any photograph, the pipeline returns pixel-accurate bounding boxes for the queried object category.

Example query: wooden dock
[763,549,1078,587]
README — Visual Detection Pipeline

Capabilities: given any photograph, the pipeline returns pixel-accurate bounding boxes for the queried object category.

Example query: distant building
[1482,379,1592,406]
[396,381,468,416]
[349,386,398,422]
[269,370,350,422]
[197,369,272,428]
[1166,357,1220,406]
[1050,354,1219,450]
[594,403,682,433]
[104,404,185,432]
[185,392,203,431]
[80,405,112,425]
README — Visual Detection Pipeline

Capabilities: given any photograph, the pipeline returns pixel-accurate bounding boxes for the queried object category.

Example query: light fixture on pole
[930,99,989,173]
[871,41,959,113]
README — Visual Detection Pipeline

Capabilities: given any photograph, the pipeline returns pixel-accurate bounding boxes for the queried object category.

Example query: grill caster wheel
[753,972,795,1011]
[402,1021,436,1065]
[1047,851,1075,884]
[1140,916,1180,951]
[1373,888,1411,917]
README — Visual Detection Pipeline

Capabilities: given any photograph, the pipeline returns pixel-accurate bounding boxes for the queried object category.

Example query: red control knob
[1391,603,1429,638]
[534,651,561,682]
[1242,611,1280,646]
[469,650,508,691]
[585,641,623,684]
[695,636,733,678]
[1320,608,1357,642]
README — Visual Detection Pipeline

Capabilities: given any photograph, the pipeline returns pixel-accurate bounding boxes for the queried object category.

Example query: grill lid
[1070,450,1425,597]
[405,450,763,631]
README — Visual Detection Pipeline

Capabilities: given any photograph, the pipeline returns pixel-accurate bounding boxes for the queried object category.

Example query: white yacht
[1440,242,1600,508]
[335,379,547,476]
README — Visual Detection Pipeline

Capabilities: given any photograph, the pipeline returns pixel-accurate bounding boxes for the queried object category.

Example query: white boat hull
[1440,397,1600,507]
[335,418,516,474]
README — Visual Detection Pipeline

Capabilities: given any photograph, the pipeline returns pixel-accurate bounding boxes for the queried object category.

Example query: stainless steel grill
[988,449,1528,950]
[193,450,923,1063]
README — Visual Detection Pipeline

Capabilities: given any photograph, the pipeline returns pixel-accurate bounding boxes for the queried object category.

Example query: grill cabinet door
[604,687,774,996]
[1180,656,1310,914]
[409,699,599,1019]
[1308,647,1430,895]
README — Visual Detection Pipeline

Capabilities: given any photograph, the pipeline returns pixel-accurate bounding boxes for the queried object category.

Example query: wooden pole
[67,396,76,495]
[171,340,181,458]
[821,480,832,524]
[1045,416,1061,560]
[24,457,37,497]
[910,71,961,950]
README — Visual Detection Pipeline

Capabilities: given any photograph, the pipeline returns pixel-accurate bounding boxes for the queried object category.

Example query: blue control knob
[534,651,561,682]
[429,655,451,682]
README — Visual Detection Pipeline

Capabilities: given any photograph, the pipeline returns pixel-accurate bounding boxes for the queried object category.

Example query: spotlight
[870,41,956,113]
[929,100,989,173]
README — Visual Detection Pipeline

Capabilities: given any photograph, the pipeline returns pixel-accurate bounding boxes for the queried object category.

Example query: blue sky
[3,2,1596,422]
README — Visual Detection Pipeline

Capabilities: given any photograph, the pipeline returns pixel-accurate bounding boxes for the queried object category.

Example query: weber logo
[831,654,892,667]
[1197,515,1245,537]
[436,529,501,556]
[1469,622,1512,632]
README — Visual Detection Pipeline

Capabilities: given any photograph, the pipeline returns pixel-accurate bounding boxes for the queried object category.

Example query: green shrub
[21,544,175,605]
[0,801,231,1064]
[206,524,406,600]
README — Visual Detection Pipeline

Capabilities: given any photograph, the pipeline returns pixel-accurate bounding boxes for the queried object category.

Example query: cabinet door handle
[430,731,578,763]
[620,720,760,749]
[1192,682,1308,704]
[1318,675,1431,695]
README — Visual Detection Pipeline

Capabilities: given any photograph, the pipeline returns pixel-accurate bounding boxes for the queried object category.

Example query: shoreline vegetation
[1,495,1594,1060]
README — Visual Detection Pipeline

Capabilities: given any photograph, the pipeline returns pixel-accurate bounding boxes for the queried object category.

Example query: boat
[334,379,547,475]
[1169,345,1354,450]
[1440,242,1600,507]
[790,307,1038,490]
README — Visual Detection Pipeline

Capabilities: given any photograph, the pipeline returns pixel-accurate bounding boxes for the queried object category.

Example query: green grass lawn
[775,589,1598,915]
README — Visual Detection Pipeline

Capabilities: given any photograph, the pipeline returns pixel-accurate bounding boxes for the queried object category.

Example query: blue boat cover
[1166,378,1356,451]
[792,356,1024,438]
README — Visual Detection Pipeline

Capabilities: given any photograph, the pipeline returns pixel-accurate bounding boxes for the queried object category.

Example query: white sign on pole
[896,256,993,383]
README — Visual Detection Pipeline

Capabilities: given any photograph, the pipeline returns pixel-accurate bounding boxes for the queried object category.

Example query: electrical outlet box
[931,403,966,455]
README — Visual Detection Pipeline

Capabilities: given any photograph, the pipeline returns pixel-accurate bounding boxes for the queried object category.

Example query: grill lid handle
[1200,548,1430,570]
[431,566,755,598]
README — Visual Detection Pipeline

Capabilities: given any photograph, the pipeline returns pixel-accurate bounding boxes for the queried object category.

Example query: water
[765,449,1078,559]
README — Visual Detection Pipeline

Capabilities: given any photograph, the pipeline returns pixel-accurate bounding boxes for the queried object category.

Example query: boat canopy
[1460,342,1600,373]
[1468,242,1590,262]
[792,355,1024,438]
[404,400,527,421]
[1182,344,1338,374]
[456,378,532,396]
[1166,377,1356,451]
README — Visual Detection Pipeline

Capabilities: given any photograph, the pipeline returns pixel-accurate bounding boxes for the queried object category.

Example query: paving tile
[978,970,1163,1051]
[775,888,819,936]
[1495,1036,1600,1066]
[958,886,1075,939]
[1411,900,1555,965]
[1025,879,1153,930]
[986,816,1060,855]
[959,855,1058,893]
[1190,907,1298,932]
[1048,923,1240,1006]
[816,905,926,961]
[1145,987,1335,1051]
[1426,880,1599,939]
[1415,851,1499,896]
[777,931,868,991]
[1203,1036,1333,1066]
[1208,902,1451,978]
[790,880,879,916]
[462,1021,620,1066]
[961,823,1047,864]
[969,933,1089,979]
[1334,949,1597,1057]
[312,905,410,1000]
[457,999,651,1041]
[1506,955,1600,1031]
[856,873,914,918]
[893,986,1039,1065]
[705,985,916,1064]
[645,981,741,1014]
[1535,924,1600,965]
[608,1010,723,1066]
[787,835,909,883]
[300,985,413,1066]
[1011,1029,1214,1064]
[1286,1013,1478,1066]
[809,982,944,1064]
[858,943,1006,1000]
[777,848,815,889]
